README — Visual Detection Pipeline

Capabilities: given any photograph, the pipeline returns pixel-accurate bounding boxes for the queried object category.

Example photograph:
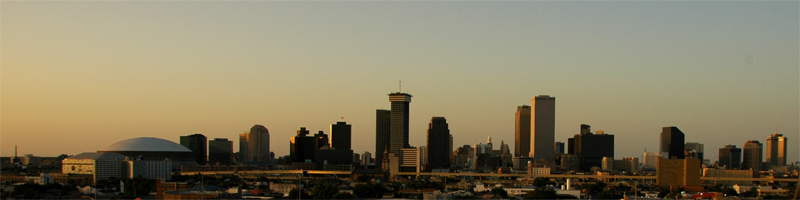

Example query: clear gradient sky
[2,1,798,164]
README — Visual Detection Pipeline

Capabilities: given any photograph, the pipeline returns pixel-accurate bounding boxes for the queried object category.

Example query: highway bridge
[180,170,799,183]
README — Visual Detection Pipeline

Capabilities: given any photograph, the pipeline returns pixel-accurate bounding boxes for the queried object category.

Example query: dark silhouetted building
[290,127,318,163]
[208,138,233,165]
[426,117,450,170]
[719,145,741,169]
[685,142,704,161]
[569,124,614,171]
[765,133,787,167]
[375,109,391,169]
[660,126,685,159]
[314,131,329,149]
[742,140,763,171]
[555,142,565,155]
[331,122,351,150]
[514,105,531,158]
[530,95,555,162]
[180,134,207,165]
[389,92,412,153]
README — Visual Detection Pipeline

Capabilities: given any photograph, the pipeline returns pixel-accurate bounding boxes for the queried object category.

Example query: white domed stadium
[98,137,197,169]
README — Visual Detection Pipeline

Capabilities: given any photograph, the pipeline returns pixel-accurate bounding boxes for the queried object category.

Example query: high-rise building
[290,127,318,163]
[375,109,391,169]
[208,138,233,165]
[389,92,412,153]
[742,140,763,171]
[766,134,787,167]
[685,142,704,161]
[427,117,451,170]
[331,122,352,150]
[569,125,614,171]
[239,134,248,163]
[514,105,531,158]
[314,131,330,149]
[245,125,271,163]
[555,142,565,155]
[530,95,555,162]
[719,145,742,169]
[180,134,207,165]
[642,152,661,169]
[660,126,685,159]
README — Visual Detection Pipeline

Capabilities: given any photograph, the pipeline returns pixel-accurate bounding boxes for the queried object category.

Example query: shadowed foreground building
[742,140,763,171]
[719,145,742,169]
[515,105,531,158]
[426,117,451,171]
[208,138,233,165]
[375,109,391,169]
[180,134,207,165]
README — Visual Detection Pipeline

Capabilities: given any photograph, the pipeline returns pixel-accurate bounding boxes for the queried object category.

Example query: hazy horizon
[2,1,798,164]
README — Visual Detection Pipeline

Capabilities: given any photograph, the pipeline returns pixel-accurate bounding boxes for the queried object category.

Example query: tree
[332,192,355,199]
[740,187,759,198]
[287,188,312,199]
[490,187,508,198]
[722,187,739,197]
[356,175,372,183]
[524,187,556,199]
[598,189,618,199]
[312,180,339,199]
[533,177,551,187]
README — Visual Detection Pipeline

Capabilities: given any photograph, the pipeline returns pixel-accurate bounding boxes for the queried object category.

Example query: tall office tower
[180,134,207,165]
[208,138,233,165]
[244,125,271,163]
[570,125,615,171]
[449,134,454,163]
[290,127,319,163]
[361,151,373,168]
[642,152,661,169]
[766,134,787,167]
[719,145,742,169]
[530,95,556,162]
[685,142,704,161]
[660,126,685,159]
[555,142,565,155]
[331,122,352,150]
[375,109,391,169]
[426,117,450,170]
[514,105,532,158]
[314,131,329,149]
[239,134,248,163]
[742,140,763,171]
[389,92,412,153]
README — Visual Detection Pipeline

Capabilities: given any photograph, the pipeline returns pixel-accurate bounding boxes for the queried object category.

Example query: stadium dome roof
[100,137,191,152]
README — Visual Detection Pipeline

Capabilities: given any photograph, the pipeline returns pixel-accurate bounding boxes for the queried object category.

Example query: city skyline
[2,1,798,164]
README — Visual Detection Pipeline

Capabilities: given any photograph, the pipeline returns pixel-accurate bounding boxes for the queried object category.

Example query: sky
[2,1,798,164]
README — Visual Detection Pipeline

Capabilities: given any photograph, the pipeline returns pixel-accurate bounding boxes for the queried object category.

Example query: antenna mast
[399,80,402,92]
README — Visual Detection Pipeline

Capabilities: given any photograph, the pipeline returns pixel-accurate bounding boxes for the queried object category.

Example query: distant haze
[2,2,797,163]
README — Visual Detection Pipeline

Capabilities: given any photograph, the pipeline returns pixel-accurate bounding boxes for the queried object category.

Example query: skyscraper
[660,126,685,159]
[375,109,391,169]
[427,117,450,170]
[742,140,763,171]
[766,134,787,167]
[719,145,742,169]
[530,95,555,162]
[290,127,318,163]
[570,125,614,171]
[685,142,704,161]
[180,134,207,165]
[208,138,233,165]
[240,125,271,163]
[389,92,412,153]
[331,122,352,150]
[514,105,531,158]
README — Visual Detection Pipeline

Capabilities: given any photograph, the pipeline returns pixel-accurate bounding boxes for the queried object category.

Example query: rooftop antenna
[399,80,402,92]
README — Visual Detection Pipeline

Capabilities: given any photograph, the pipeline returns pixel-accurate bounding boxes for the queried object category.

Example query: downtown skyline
[2,1,798,163]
